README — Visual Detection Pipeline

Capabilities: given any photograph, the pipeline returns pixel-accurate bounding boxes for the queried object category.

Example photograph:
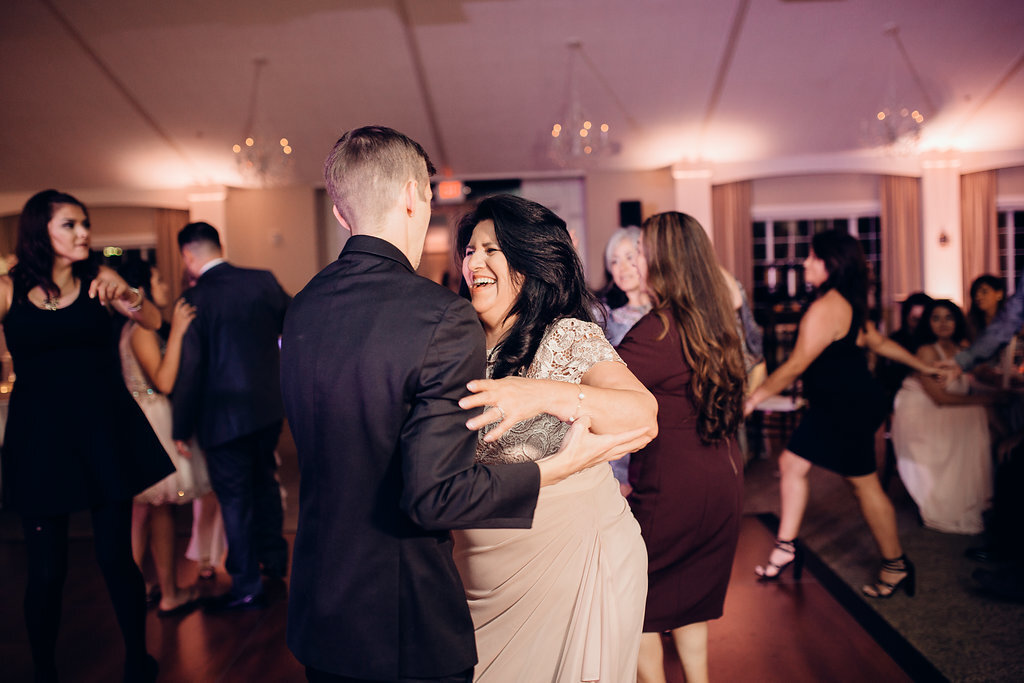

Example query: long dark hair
[455,194,597,379]
[117,259,155,301]
[911,299,969,351]
[12,189,96,299]
[811,229,868,332]
[641,212,745,444]
[967,274,1005,336]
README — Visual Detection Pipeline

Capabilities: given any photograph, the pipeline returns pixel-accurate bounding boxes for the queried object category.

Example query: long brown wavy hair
[641,212,745,444]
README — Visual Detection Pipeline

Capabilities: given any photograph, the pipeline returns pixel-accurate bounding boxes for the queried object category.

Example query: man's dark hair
[178,221,222,250]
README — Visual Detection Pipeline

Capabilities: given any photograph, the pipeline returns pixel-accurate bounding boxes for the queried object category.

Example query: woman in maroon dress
[616,211,745,683]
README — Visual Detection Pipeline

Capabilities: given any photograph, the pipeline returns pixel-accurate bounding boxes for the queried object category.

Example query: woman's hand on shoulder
[169,298,196,338]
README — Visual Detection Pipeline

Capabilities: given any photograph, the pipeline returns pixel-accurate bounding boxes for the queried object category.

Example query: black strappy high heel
[862,554,916,598]
[755,538,804,581]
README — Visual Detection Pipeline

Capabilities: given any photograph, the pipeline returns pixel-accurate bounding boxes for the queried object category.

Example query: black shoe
[203,591,267,613]
[862,555,916,599]
[755,538,804,581]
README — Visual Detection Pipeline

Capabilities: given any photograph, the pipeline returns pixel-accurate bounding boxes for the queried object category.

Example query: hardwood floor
[0,514,912,682]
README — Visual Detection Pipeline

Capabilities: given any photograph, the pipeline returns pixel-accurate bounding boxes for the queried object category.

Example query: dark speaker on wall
[619,200,642,227]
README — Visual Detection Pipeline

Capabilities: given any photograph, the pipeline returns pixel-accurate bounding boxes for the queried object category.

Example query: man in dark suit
[172,221,291,611]
[281,126,645,683]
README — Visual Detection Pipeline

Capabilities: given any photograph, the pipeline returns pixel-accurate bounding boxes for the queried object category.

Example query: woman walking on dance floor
[745,229,936,598]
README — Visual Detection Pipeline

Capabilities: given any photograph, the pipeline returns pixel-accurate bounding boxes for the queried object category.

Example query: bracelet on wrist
[126,287,144,312]
[569,387,585,423]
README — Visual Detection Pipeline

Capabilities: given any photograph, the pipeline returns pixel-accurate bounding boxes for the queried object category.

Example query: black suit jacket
[172,262,290,448]
[281,236,540,680]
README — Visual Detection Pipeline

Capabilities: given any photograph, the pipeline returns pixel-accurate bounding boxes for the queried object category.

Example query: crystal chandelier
[868,24,931,155]
[549,40,616,167]
[232,58,293,186]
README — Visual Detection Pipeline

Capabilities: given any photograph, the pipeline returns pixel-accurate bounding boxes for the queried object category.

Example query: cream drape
[880,175,923,316]
[154,209,190,317]
[711,181,753,295]
[960,170,999,302]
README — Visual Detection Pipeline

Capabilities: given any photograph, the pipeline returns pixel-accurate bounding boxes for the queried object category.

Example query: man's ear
[403,179,418,217]
[332,205,352,233]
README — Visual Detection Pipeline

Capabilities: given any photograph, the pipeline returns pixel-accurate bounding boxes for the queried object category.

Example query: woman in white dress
[452,195,658,682]
[118,260,213,614]
[892,299,997,534]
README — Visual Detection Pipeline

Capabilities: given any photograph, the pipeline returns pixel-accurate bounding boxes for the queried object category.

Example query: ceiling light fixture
[232,57,293,187]
[549,40,620,168]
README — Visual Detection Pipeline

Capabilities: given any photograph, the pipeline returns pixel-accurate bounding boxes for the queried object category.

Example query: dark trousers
[204,421,288,597]
[306,667,473,683]
[21,499,149,682]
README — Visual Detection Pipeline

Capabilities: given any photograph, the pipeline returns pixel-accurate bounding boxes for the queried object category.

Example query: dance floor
[0,513,915,682]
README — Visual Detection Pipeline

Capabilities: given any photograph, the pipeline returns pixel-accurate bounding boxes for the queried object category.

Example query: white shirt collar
[199,257,226,276]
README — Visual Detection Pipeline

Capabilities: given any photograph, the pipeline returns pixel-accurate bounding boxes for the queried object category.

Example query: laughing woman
[0,190,172,683]
[452,194,657,682]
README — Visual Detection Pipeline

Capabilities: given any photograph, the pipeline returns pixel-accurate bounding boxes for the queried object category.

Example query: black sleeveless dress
[1,278,174,515]
[787,311,888,477]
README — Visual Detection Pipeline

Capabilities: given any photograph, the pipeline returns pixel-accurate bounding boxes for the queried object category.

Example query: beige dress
[452,318,648,683]
[119,322,213,505]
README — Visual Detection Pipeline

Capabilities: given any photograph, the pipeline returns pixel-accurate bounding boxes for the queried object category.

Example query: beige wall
[998,166,1024,196]
[583,168,674,289]
[752,173,879,207]
[223,187,319,295]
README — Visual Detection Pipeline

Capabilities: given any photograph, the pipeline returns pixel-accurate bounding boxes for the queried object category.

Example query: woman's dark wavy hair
[455,194,597,379]
[641,211,745,444]
[810,229,868,331]
[117,259,155,301]
[911,299,969,351]
[967,273,1005,336]
[12,189,96,300]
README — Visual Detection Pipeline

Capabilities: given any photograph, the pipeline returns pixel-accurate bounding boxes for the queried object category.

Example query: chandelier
[868,24,932,155]
[232,58,293,186]
[549,40,619,167]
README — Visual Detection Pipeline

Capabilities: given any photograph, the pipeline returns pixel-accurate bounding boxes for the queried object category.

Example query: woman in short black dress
[745,229,935,599]
[0,190,173,682]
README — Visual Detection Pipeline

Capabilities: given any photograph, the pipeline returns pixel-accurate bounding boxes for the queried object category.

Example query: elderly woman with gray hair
[600,226,652,346]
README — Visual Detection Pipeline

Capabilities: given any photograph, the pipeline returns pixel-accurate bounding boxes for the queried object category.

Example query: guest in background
[617,211,745,683]
[875,291,933,409]
[117,259,211,614]
[172,222,291,612]
[745,229,936,599]
[968,274,1006,338]
[1,190,171,682]
[892,299,997,534]
[599,226,651,346]
[598,226,653,491]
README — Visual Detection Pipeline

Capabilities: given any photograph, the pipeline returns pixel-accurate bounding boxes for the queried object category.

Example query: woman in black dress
[0,190,173,682]
[744,229,935,598]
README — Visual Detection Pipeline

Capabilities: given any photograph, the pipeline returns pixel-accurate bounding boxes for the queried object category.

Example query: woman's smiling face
[462,219,520,331]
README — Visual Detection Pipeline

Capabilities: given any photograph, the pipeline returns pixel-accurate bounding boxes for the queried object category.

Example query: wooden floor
[0,514,912,683]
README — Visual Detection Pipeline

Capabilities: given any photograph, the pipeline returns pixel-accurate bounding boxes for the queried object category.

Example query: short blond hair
[323,126,435,233]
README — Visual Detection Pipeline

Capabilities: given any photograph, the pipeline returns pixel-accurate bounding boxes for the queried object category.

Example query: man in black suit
[281,126,645,682]
[172,222,291,611]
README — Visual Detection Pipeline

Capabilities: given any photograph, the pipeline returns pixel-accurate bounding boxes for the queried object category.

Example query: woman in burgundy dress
[617,211,746,683]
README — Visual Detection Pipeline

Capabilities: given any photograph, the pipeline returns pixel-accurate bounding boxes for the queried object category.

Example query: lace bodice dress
[119,322,212,505]
[453,318,647,682]
[475,318,622,465]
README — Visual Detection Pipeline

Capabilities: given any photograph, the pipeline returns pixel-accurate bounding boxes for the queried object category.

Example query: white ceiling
[2,0,1023,194]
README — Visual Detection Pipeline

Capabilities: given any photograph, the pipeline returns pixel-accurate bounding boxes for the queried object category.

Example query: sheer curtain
[960,170,999,301]
[155,208,190,315]
[880,175,923,320]
[711,181,753,295]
